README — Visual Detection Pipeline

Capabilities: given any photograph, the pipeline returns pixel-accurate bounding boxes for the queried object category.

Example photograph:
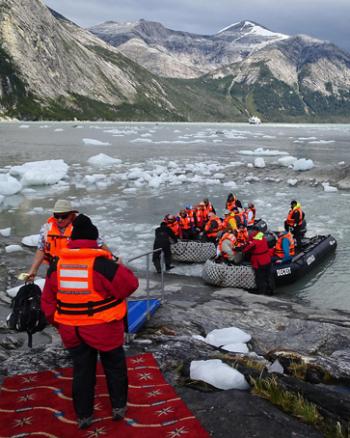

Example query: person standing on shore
[41,214,139,429]
[27,199,108,281]
[243,226,274,295]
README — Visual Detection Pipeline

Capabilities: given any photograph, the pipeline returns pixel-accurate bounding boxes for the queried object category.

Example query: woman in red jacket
[41,214,139,429]
[243,227,274,295]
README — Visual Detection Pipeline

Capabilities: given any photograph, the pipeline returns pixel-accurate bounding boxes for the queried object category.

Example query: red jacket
[41,240,139,351]
[243,232,271,269]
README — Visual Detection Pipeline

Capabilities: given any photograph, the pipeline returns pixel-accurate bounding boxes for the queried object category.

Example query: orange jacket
[275,232,295,258]
[44,217,73,262]
[55,248,126,326]
[204,216,222,238]
[195,207,208,228]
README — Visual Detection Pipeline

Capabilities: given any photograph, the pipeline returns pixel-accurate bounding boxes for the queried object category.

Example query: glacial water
[0,121,349,312]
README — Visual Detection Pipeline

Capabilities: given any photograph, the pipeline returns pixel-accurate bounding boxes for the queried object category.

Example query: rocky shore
[0,236,349,437]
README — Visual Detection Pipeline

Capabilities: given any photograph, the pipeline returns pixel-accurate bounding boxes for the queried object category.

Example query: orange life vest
[44,217,73,262]
[167,221,181,237]
[179,216,192,230]
[275,232,295,258]
[55,248,126,326]
[235,228,249,247]
[286,206,303,227]
[245,207,256,226]
[218,233,236,258]
[204,216,222,238]
[195,207,208,228]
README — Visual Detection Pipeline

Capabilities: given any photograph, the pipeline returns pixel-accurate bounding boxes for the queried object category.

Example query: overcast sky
[44,0,350,53]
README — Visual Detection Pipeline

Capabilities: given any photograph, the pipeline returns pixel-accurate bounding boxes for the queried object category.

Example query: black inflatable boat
[202,234,337,289]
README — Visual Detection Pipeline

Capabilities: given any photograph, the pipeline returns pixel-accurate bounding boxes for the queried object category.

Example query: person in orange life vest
[194,202,208,230]
[225,207,244,231]
[225,193,237,211]
[284,200,305,248]
[243,226,274,295]
[217,229,238,262]
[27,200,109,282]
[164,214,181,237]
[178,209,195,240]
[203,212,222,243]
[272,227,295,264]
[222,209,232,230]
[185,205,195,225]
[235,222,249,248]
[203,198,216,215]
[152,220,178,273]
[41,214,139,429]
[245,202,256,227]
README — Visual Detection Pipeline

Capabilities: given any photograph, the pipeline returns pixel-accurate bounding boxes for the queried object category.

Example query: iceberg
[10,160,69,186]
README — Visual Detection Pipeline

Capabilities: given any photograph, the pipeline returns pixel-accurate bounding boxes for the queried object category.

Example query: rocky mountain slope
[90,19,289,79]
[0,0,181,120]
[0,0,349,122]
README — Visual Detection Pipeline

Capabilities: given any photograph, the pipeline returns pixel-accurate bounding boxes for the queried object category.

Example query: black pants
[152,244,172,272]
[254,263,274,295]
[292,227,303,249]
[68,343,128,419]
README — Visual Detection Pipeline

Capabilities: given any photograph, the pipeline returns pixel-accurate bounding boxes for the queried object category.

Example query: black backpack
[7,282,47,347]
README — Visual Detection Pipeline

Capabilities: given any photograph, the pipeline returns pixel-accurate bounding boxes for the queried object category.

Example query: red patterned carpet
[0,353,209,437]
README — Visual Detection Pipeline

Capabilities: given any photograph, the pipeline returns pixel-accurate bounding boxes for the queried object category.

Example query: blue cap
[185,204,192,209]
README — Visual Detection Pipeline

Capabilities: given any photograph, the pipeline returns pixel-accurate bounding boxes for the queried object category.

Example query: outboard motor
[253,219,268,233]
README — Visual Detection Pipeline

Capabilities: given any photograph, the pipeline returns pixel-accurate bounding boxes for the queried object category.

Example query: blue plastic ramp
[127,299,161,333]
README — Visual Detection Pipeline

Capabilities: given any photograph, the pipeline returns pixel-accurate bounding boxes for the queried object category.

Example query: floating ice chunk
[278,156,297,167]
[22,234,40,247]
[213,173,225,179]
[131,138,153,143]
[83,174,106,185]
[223,181,237,188]
[254,157,265,168]
[287,179,298,186]
[0,227,11,236]
[293,159,314,171]
[322,182,338,192]
[54,128,64,132]
[19,124,30,128]
[239,148,288,156]
[5,245,23,253]
[247,163,253,168]
[82,138,111,146]
[308,140,335,144]
[190,359,249,390]
[7,278,45,298]
[123,188,137,194]
[0,174,22,195]
[10,160,69,186]
[245,175,260,182]
[87,153,122,167]
[221,343,249,353]
[205,327,251,347]
[127,168,146,180]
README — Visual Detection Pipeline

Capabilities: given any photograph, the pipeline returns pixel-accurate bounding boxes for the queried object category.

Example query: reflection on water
[0,122,349,312]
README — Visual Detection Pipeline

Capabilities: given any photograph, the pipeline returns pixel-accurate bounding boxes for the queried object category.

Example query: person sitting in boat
[164,214,181,237]
[194,202,209,231]
[272,226,295,264]
[153,221,178,273]
[225,193,237,211]
[217,229,241,263]
[203,198,216,215]
[235,222,249,248]
[178,209,196,240]
[244,202,256,228]
[203,212,222,243]
[284,200,306,248]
